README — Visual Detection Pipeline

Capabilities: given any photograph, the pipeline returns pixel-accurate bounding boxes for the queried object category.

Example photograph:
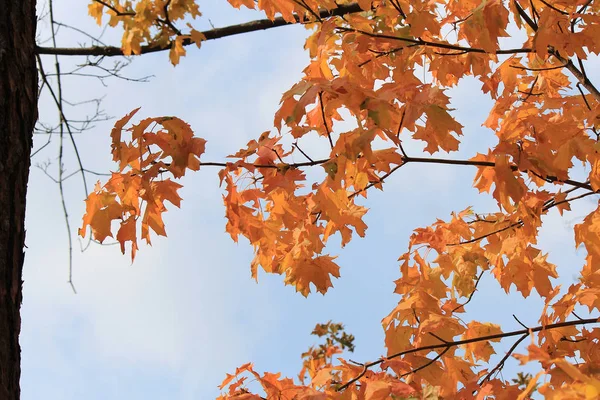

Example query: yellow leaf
[354,172,369,191]
[189,27,205,49]
[169,36,186,65]
[88,2,104,25]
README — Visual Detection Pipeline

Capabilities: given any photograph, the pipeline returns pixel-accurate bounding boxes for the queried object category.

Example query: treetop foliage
[73,0,600,398]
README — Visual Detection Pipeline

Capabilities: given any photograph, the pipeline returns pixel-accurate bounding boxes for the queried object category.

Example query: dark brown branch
[521,75,540,102]
[92,0,135,16]
[529,0,540,24]
[550,191,596,209]
[510,62,568,71]
[576,0,594,14]
[513,0,538,30]
[157,0,182,36]
[513,315,529,330]
[398,347,450,378]
[428,332,449,343]
[319,91,334,148]
[538,0,568,15]
[292,141,314,162]
[448,221,519,247]
[479,333,530,384]
[36,3,363,57]
[402,156,593,191]
[337,318,599,391]
[271,148,285,164]
[448,188,597,246]
[571,0,594,31]
[348,163,405,199]
[389,0,406,19]
[336,26,533,55]
[294,0,322,22]
[560,57,600,103]
[200,154,593,192]
[451,271,485,313]
[513,0,600,103]
[199,158,330,169]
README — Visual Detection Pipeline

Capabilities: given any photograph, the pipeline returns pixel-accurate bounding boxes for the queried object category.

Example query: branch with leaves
[32,0,600,399]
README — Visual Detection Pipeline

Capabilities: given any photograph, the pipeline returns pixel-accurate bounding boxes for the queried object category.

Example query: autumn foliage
[80,0,600,398]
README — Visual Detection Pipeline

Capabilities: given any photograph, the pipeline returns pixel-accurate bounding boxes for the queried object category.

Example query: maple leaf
[284,256,341,296]
[188,27,206,48]
[88,1,104,25]
[79,182,123,243]
[116,216,138,260]
[170,36,186,65]
[385,324,413,356]
[110,107,141,164]
[462,321,502,363]
[575,205,600,263]
[461,0,510,53]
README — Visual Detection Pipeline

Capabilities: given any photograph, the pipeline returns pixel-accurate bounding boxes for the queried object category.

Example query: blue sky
[23,1,598,399]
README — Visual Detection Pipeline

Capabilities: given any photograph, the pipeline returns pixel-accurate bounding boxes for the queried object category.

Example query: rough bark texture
[0,0,37,399]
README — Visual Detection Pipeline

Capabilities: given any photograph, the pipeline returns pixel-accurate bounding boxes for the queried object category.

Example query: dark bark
[0,0,38,399]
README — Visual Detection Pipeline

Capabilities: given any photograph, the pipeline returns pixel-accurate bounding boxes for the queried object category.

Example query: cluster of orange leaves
[83,0,600,398]
[79,108,206,259]
[88,0,206,64]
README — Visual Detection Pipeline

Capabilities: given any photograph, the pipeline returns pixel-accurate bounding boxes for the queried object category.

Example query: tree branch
[402,156,593,191]
[512,0,600,102]
[197,154,594,193]
[336,26,533,55]
[36,3,363,57]
[479,333,529,384]
[338,317,599,391]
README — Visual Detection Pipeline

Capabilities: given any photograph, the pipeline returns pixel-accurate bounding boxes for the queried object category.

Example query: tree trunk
[0,0,38,399]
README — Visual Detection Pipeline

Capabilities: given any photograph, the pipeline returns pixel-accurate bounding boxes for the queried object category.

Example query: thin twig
[510,62,568,71]
[293,142,314,162]
[92,0,136,16]
[479,333,530,384]
[513,315,529,330]
[348,163,405,199]
[449,188,598,247]
[513,0,538,30]
[522,75,539,102]
[538,0,568,15]
[319,91,334,149]
[399,347,450,378]
[451,271,485,312]
[47,0,77,293]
